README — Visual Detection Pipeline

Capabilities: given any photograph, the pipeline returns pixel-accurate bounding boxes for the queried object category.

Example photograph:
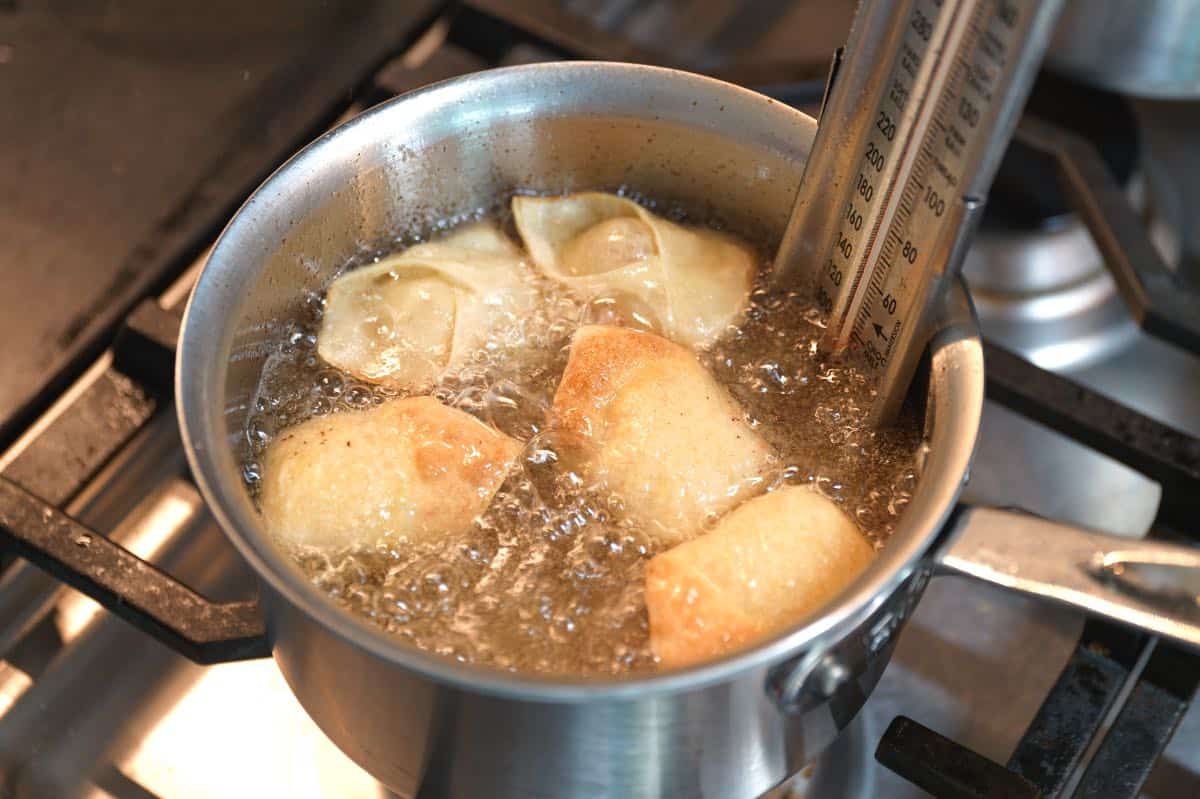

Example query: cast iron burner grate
[0,4,1198,797]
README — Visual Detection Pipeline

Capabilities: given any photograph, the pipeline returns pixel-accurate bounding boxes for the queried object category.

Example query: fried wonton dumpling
[317,223,537,390]
[552,326,774,546]
[259,397,522,549]
[512,193,755,347]
[645,485,875,668]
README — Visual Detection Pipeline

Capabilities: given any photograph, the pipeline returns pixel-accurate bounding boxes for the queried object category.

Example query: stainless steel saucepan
[7,62,1200,799]
[1048,0,1200,99]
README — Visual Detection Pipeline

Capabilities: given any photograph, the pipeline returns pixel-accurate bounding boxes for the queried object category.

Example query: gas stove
[1,3,1199,797]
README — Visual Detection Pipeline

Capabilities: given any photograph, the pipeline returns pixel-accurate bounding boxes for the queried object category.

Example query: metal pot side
[1048,0,1200,99]
[176,63,983,798]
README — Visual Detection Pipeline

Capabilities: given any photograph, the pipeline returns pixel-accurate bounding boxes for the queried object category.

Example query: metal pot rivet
[812,656,852,699]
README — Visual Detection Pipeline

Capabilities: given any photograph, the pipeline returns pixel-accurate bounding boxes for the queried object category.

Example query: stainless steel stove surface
[1,3,1199,798]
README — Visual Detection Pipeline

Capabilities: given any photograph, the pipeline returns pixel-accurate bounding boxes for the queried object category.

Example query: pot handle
[0,476,269,664]
[936,505,1200,650]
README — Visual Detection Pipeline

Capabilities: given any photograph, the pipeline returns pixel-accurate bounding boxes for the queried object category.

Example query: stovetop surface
[1,3,1199,797]
[0,0,438,446]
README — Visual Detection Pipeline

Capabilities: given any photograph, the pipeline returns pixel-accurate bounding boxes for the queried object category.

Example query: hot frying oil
[243,198,923,676]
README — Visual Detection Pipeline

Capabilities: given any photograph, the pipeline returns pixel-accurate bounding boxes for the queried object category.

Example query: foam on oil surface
[243,198,922,676]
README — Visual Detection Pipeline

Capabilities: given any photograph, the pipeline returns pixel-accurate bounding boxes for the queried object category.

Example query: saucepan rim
[177,61,983,702]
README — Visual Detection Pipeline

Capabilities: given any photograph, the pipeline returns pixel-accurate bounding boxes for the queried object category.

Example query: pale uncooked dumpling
[317,223,537,390]
[259,397,523,549]
[552,326,774,546]
[645,485,875,668]
[512,193,756,347]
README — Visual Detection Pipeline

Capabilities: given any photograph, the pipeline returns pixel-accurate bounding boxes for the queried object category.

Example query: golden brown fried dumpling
[259,397,522,549]
[317,223,537,390]
[645,485,875,668]
[512,193,755,347]
[552,326,774,546]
